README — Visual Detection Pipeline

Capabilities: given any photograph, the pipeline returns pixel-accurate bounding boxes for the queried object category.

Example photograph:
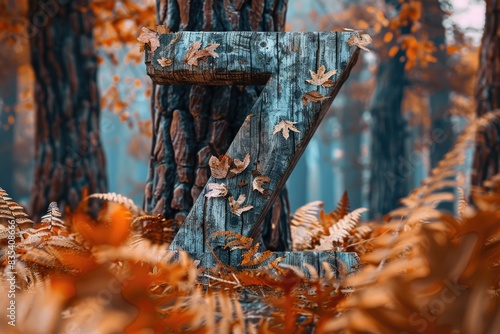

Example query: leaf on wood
[230,153,251,174]
[156,24,170,34]
[238,181,248,188]
[343,27,363,33]
[347,33,372,52]
[306,65,337,87]
[205,183,228,199]
[157,57,172,67]
[209,154,231,179]
[137,27,160,53]
[268,256,287,275]
[273,120,300,139]
[253,176,270,195]
[228,195,253,216]
[184,41,220,66]
[251,161,262,176]
[302,91,328,106]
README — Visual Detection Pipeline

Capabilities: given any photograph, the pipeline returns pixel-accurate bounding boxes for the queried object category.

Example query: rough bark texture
[29,0,107,220]
[145,0,290,250]
[475,0,500,118]
[471,0,500,187]
[146,31,359,267]
[0,69,16,197]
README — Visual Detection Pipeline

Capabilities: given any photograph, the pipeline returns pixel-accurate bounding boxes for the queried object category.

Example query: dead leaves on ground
[273,120,300,139]
[185,41,220,66]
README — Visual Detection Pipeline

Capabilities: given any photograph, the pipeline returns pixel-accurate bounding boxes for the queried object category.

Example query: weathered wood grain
[146,31,360,268]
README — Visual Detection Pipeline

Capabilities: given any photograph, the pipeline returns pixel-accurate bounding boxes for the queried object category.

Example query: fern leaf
[457,187,467,220]
[0,187,33,227]
[88,192,144,216]
[40,202,66,230]
[315,208,368,251]
[291,201,324,251]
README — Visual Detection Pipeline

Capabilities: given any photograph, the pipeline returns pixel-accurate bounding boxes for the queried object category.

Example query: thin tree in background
[423,0,454,168]
[29,0,107,219]
[145,0,291,250]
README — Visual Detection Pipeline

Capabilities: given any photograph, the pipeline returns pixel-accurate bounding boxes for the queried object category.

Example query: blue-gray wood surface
[146,31,360,272]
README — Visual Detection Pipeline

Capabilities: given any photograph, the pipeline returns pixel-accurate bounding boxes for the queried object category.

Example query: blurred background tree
[0,0,486,221]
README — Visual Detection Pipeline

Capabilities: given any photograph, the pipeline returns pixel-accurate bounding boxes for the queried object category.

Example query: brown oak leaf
[184,41,220,66]
[157,57,172,67]
[273,120,300,140]
[253,176,270,194]
[205,183,228,198]
[137,27,160,53]
[209,154,231,179]
[228,194,253,216]
[302,91,328,106]
[230,153,250,174]
[306,65,337,87]
[347,33,372,52]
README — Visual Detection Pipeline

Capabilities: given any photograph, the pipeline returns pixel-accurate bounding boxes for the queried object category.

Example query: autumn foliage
[1,112,500,333]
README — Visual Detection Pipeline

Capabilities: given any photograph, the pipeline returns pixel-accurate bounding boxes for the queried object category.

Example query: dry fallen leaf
[184,41,220,66]
[302,91,328,106]
[306,65,337,87]
[347,33,372,52]
[273,120,300,140]
[228,195,253,216]
[230,153,251,174]
[137,27,160,53]
[209,154,231,179]
[157,57,172,67]
[253,176,270,194]
[205,183,228,198]
[156,24,170,34]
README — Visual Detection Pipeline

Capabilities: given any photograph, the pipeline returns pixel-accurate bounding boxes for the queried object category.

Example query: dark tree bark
[471,0,500,187]
[145,0,290,250]
[29,0,107,220]
[0,68,16,197]
[475,0,500,118]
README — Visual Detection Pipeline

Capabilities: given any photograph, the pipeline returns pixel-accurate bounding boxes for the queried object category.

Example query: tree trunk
[145,0,290,250]
[475,0,500,117]
[368,57,409,218]
[471,0,500,187]
[423,0,454,168]
[0,69,16,198]
[29,0,107,220]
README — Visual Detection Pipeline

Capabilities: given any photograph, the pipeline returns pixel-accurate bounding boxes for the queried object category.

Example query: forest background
[0,0,486,218]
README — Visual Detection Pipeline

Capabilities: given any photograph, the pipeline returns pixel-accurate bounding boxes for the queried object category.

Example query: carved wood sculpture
[146,31,360,274]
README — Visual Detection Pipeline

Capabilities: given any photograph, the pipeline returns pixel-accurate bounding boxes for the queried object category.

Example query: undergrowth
[1,113,500,333]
